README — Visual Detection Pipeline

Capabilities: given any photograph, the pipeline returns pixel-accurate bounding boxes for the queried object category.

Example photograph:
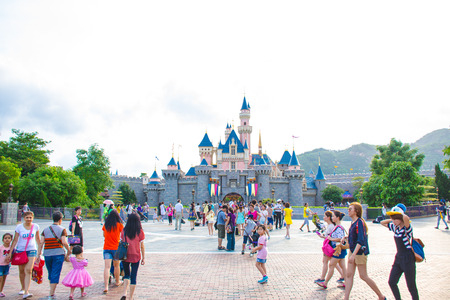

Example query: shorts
[243,235,250,244]
[355,254,367,265]
[256,258,267,263]
[44,255,65,284]
[303,217,309,225]
[16,250,37,258]
[103,249,117,260]
[0,265,10,276]
[217,224,225,239]
[268,217,273,225]
[333,249,347,259]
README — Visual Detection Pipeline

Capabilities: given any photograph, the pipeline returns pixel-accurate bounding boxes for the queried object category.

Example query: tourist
[174,200,184,230]
[61,245,93,299]
[37,211,71,299]
[225,207,236,251]
[7,211,40,298]
[283,202,293,239]
[195,203,202,220]
[241,214,257,255]
[315,211,339,284]
[259,205,268,226]
[344,202,385,300]
[300,203,312,232]
[152,209,157,223]
[102,210,124,294]
[120,213,146,300]
[166,203,174,226]
[156,202,161,222]
[381,203,388,220]
[236,205,245,235]
[381,204,419,300]
[70,206,84,251]
[247,205,260,223]
[0,233,13,298]
[250,225,269,284]
[267,204,274,231]
[316,210,347,289]
[119,204,126,223]
[217,205,228,250]
[273,199,283,229]
[102,204,114,225]
[206,206,215,236]
[142,202,149,221]
[188,203,197,231]
[160,202,166,223]
[126,203,135,219]
[202,201,209,226]
[435,199,448,230]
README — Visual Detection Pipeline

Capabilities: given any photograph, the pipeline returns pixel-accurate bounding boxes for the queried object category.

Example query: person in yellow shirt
[283,202,293,239]
[300,203,312,232]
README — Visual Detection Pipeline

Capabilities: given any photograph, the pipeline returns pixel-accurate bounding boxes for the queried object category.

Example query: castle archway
[222,193,243,203]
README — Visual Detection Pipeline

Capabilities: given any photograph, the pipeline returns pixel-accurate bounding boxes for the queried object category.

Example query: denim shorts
[16,250,38,258]
[333,249,347,259]
[268,217,273,225]
[256,258,267,263]
[0,265,10,276]
[103,249,117,260]
[44,255,65,284]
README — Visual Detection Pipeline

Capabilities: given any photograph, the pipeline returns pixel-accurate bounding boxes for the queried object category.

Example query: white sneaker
[19,291,25,295]
[23,293,33,299]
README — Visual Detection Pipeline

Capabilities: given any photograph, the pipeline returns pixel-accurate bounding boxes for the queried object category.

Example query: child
[62,245,93,299]
[152,209,157,223]
[250,225,268,284]
[241,215,257,255]
[283,202,293,239]
[0,233,12,297]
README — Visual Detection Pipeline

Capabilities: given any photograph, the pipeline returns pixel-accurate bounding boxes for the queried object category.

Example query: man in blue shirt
[217,205,228,250]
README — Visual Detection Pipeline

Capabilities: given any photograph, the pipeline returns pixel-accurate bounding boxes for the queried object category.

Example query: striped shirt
[41,225,67,256]
[388,223,412,249]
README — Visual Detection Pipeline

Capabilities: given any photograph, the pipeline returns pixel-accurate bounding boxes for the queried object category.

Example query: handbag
[68,235,81,245]
[11,225,34,265]
[114,235,128,261]
[322,238,335,257]
[32,258,45,284]
[226,224,233,234]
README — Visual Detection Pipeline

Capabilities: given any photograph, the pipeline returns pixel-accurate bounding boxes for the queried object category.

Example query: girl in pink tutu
[62,245,93,299]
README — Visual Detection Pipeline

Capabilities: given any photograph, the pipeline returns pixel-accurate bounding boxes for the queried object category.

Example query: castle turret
[225,123,232,141]
[315,162,326,205]
[258,130,262,156]
[145,169,164,206]
[198,132,214,165]
[288,150,301,170]
[238,97,252,155]
[167,157,177,170]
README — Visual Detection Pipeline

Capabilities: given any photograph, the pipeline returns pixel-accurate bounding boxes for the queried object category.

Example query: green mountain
[298,128,449,175]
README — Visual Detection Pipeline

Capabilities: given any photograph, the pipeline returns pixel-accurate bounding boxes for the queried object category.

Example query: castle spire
[258,130,262,156]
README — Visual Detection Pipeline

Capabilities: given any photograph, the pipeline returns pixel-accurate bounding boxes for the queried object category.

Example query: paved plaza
[0,216,449,299]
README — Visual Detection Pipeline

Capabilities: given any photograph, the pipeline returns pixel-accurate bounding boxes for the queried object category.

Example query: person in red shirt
[102,210,124,294]
[120,213,145,300]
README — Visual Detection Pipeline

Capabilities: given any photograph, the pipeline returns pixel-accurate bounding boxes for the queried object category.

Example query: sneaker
[19,291,25,295]
[435,227,439,229]
[300,228,303,231]
[338,283,346,288]
[0,292,5,297]
[23,293,33,299]
[261,276,269,283]
[241,251,244,255]
[336,277,345,283]
[446,227,449,230]
[314,278,325,283]
[316,282,327,289]
[249,252,254,257]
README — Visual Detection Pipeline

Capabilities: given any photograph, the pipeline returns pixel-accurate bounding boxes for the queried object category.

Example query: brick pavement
[0,217,449,299]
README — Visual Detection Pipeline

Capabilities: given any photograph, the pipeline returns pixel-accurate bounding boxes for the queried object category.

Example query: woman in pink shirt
[166,204,174,226]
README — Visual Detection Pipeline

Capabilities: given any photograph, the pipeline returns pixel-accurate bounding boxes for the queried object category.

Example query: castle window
[231,146,236,155]
[231,162,236,170]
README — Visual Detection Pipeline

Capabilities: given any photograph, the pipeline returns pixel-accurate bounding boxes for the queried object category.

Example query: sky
[0,0,449,177]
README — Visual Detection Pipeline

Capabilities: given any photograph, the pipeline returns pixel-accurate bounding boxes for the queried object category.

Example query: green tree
[380,161,424,206]
[0,129,53,176]
[370,138,424,176]
[118,183,137,204]
[321,185,345,203]
[362,175,384,206]
[435,164,450,201]
[444,145,450,171]
[73,144,113,203]
[0,157,21,202]
[18,166,91,207]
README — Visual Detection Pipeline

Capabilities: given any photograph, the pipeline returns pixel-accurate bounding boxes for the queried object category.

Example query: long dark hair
[105,210,122,231]
[123,213,142,239]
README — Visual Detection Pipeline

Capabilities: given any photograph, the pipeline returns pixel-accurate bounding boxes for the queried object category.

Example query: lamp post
[272,188,275,202]
[192,188,195,202]
[359,188,363,204]
[8,183,13,203]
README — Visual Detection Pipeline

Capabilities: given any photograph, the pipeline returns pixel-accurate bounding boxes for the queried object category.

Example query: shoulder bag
[114,233,129,261]
[11,225,34,265]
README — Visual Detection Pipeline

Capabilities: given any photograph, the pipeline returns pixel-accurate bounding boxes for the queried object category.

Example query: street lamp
[192,188,195,202]
[271,188,275,202]
[359,188,363,204]
[8,183,13,203]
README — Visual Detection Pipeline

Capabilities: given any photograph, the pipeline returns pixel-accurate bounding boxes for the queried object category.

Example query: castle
[111,97,327,206]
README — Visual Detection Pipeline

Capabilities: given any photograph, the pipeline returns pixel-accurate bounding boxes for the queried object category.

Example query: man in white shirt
[274,199,283,229]
[174,200,184,230]
[160,202,166,223]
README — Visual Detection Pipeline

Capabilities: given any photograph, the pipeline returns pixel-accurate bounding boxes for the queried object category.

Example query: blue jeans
[123,261,140,285]
[44,255,65,284]
[437,214,449,228]
[227,230,235,250]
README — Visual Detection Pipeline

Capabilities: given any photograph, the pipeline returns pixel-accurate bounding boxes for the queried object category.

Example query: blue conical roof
[243,140,248,149]
[289,150,300,166]
[279,150,291,165]
[315,165,325,180]
[198,133,213,147]
[150,170,159,179]
[186,167,197,177]
[168,157,177,166]
[177,161,181,170]
[241,96,250,110]
[222,130,245,154]
[200,158,208,166]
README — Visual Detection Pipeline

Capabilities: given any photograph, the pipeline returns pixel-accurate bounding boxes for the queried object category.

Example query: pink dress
[62,257,94,288]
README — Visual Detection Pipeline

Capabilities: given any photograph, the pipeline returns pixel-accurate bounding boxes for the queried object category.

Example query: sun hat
[386,203,406,216]
[277,199,282,203]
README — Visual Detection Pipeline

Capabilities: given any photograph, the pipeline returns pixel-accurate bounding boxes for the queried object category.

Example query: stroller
[137,210,148,222]
[312,213,325,233]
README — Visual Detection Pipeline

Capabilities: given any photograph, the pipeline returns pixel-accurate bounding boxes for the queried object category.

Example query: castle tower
[145,169,165,206]
[238,97,252,155]
[288,150,301,170]
[198,132,214,165]
[258,130,262,156]
[314,159,326,205]
[225,123,232,141]
[167,157,177,170]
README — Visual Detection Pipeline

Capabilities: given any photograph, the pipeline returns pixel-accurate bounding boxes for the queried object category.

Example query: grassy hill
[298,128,449,175]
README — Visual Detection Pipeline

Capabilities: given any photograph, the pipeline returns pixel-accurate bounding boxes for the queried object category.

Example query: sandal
[69,295,74,300]
[316,282,327,289]
[81,292,87,297]
[115,281,124,287]
[103,290,108,294]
